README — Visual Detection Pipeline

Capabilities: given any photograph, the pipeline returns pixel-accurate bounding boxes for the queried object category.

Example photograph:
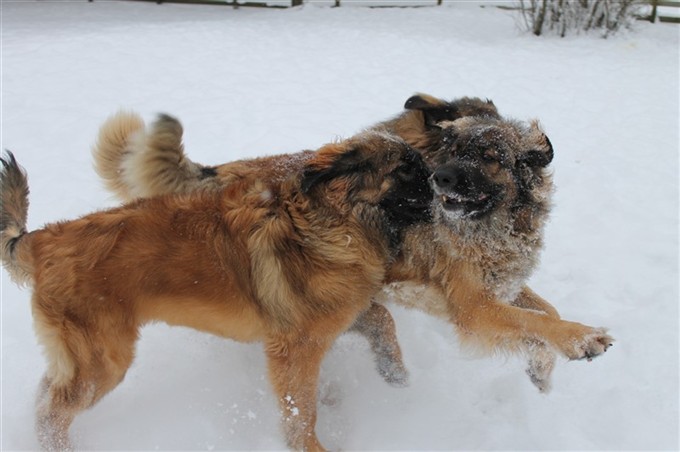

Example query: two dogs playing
[0,94,613,451]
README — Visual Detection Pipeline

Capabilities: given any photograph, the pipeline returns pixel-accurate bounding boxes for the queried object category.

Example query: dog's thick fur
[384,115,612,385]
[0,133,433,451]
[92,95,500,201]
[92,96,613,394]
[80,96,616,449]
[381,99,611,385]
[384,99,610,384]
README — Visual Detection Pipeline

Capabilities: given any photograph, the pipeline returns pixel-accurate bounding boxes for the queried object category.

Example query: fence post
[650,0,658,22]
[292,0,302,6]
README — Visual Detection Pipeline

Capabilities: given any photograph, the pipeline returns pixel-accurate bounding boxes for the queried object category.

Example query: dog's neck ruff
[435,205,547,303]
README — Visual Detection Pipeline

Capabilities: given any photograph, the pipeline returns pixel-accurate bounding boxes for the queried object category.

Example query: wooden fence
[111,0,680,21]
[116,0,443,7]
[647,0,680,23]
[119,0,287,7]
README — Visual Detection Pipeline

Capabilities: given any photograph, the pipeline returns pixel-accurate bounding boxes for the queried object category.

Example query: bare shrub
[518,0,646,38]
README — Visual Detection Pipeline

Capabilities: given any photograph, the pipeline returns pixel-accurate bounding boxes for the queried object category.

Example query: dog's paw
[565,327,614,361]
[527,368,551,393]
[525,342,556,393]
[377,355,410,388]
[318,381,343,407]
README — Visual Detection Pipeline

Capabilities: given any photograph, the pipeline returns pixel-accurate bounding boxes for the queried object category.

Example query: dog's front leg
[512,286,559,392]
[265,334,331,452]
[512,286,560,319]
[441,262,614,363]
[349,301,409,387]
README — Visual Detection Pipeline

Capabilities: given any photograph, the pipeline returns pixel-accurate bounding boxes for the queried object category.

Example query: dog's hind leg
[35,375,84,451]
[33,297,138,450]
[35,339,136,451]
[33,300,86,451]
[349,302,409,387]
[35,377,72,451]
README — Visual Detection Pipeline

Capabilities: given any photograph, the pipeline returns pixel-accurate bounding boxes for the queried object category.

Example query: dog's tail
[91,110,146,201]
[0,152,34,286]
[92,111,218,202]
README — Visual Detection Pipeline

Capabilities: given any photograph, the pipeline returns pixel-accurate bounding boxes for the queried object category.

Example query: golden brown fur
[82,97,615,449]
[0,133,433,451]
[91,97,613,396]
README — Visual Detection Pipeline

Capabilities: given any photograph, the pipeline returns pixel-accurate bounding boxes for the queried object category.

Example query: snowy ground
[1,1,678,450]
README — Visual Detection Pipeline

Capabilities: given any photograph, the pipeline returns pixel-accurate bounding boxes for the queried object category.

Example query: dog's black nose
[432,167,459,190]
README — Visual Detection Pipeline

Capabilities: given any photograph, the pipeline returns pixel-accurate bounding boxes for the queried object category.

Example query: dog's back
[91,95,498,203]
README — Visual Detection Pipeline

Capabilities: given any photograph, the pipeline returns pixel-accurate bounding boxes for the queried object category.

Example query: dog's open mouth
[437,190,496,219]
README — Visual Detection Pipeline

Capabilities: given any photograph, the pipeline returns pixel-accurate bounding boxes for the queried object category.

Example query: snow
[1,0,678,450]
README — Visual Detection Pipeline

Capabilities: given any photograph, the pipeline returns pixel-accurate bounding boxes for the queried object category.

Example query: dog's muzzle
[430,165,499,219]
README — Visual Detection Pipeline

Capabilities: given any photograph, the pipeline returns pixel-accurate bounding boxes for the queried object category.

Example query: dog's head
[389,93,501,169]
[430,116,553,227]
[301,131,433,246]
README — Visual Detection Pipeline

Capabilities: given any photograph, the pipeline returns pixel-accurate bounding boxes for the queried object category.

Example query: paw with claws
[571,328,614,361]
[559,325,614,361]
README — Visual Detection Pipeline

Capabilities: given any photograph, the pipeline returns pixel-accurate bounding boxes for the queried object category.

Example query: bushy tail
[0,151,33,285]
[91,110,145,201]
[92,111,218,202]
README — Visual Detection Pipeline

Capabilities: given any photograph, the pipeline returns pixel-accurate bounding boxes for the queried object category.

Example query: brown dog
[93,96,613,395]
[382,99,611,385]
[0,132,433,451]
[384,115,612,382]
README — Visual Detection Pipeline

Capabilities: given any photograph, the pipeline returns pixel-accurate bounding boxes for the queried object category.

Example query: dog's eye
[482,149,501,163]
[396,164,415,180]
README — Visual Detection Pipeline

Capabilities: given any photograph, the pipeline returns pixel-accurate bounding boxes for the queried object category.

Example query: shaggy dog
[0,131,433,451]
[92,96,613,396]
[383,114,612,389]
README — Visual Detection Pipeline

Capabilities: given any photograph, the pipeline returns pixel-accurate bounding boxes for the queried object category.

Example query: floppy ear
[300,146,361,194]
[519,135,554,168]
[404,93,458,129]
[404,93,446,111]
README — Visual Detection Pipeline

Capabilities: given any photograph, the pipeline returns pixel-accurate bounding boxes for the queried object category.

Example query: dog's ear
[404,93,447,111]
[519,134,554,168]
[404,93,457,129]
[301,145,362,194]
[405,94,500,129]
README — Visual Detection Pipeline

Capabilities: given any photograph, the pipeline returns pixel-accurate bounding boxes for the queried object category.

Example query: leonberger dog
[93,95,613,398]
[0,131,434,451]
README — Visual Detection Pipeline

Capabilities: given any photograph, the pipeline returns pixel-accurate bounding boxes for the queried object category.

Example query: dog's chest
[443,222,542,303]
